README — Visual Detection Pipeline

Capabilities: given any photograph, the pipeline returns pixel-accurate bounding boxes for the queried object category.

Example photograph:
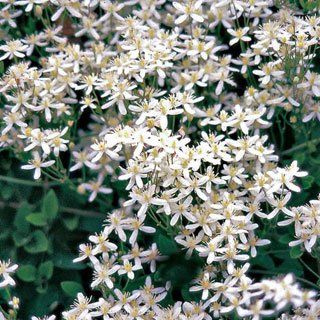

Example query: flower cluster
[0,0,320,319]
[279,195,320,253]
[62,273,317,320]
[0,260,20,319]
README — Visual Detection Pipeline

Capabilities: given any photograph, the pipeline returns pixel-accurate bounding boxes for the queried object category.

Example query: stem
[282,137,320,156]
[0,175,59,187]
[0,201,105,218]
[60,206,105,218]
[299,258,320,280]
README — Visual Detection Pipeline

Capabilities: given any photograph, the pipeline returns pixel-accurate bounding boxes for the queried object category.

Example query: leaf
[301,175,314,190]
[13,232,30,247]
[279,234,292,244]
[53,252,85,270]
[28,288,59,316]
[63,216,79,231]
[0,288,10,301]
[61,281,83,298]
[276,258,303,276]
[78,217,104,232]
[1,185,13,200]
[290,246,303,259]
[299,0,318,10]
[42,190,59,220]
[24,230,49,254]
[181,284,201,302]
[38,261,54,280]
[26,213,47,227]
[251,254,275,269]
[156,234,179,255]
[14,202,32,233]
[294,152,305,164]
[125,275,148,292]
[17,264,37,282]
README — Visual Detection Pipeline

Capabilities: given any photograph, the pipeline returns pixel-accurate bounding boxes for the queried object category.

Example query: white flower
[82,174,112,202]
[173,1,204,24]
[0,260,18,288]
[0,40,28,60]
[118,259,142,280]
[227,27,251,46]
[21,152,55,180]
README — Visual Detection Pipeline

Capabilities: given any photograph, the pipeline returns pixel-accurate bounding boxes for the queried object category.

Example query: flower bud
[77,184,86,195]
[293,76,300,83]
[290,116,297,123]
[35,5,43,17]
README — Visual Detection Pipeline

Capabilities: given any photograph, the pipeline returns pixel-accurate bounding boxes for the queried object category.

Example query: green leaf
[61,281,83,298]
[279,234,292,244]
[14,202,32,233]
[156,234,179,255]
[299,0,318,10]
[24,230,49,254]
[294,152,305,164]
[301,175,314,190]
[53,252,85,270]
[28,288,59,316]
[276,258,303,276]
[181,284,201,302]
[79,217,104,232]
[0,288,10,301]
[290,246,303,259]
[42,190,59,220]
[251,254,275,269]
[125,275,148,292]
[17,264,37,282]
[63,216,79,231]
[38,261,54,280]
[26,213,47,227]
[13,232,30,247]
[1,185,13,200]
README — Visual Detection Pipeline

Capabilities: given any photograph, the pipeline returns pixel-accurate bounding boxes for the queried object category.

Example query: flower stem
[0,175,59,187]
[299,258,320,280]
[282,137,320,156]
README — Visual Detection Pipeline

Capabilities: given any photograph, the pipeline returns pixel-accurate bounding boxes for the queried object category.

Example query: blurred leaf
[1,185,14,200]
[294,152,305,164]
[299,0,318,10]
[63,216,79,231]
[251,253,275,269]
[61,281,83,298]
[301,175,314,190]
[24,230,49,254]
[28,288,59,318]
[0,288,10,301]
[290,246,303,259]
[26,213,47,227]
[79,217,103,232]
[17,265,37,282]
[276,258,303,276]
[279,234,292,244]
[53,252,85,270]
[125,275,148,292]
[38,261,54,280]
[156,234,178,256]
[14,202,32,234]
[42,190,59,220]
[13,232,30,247]
[181,284,201,302]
